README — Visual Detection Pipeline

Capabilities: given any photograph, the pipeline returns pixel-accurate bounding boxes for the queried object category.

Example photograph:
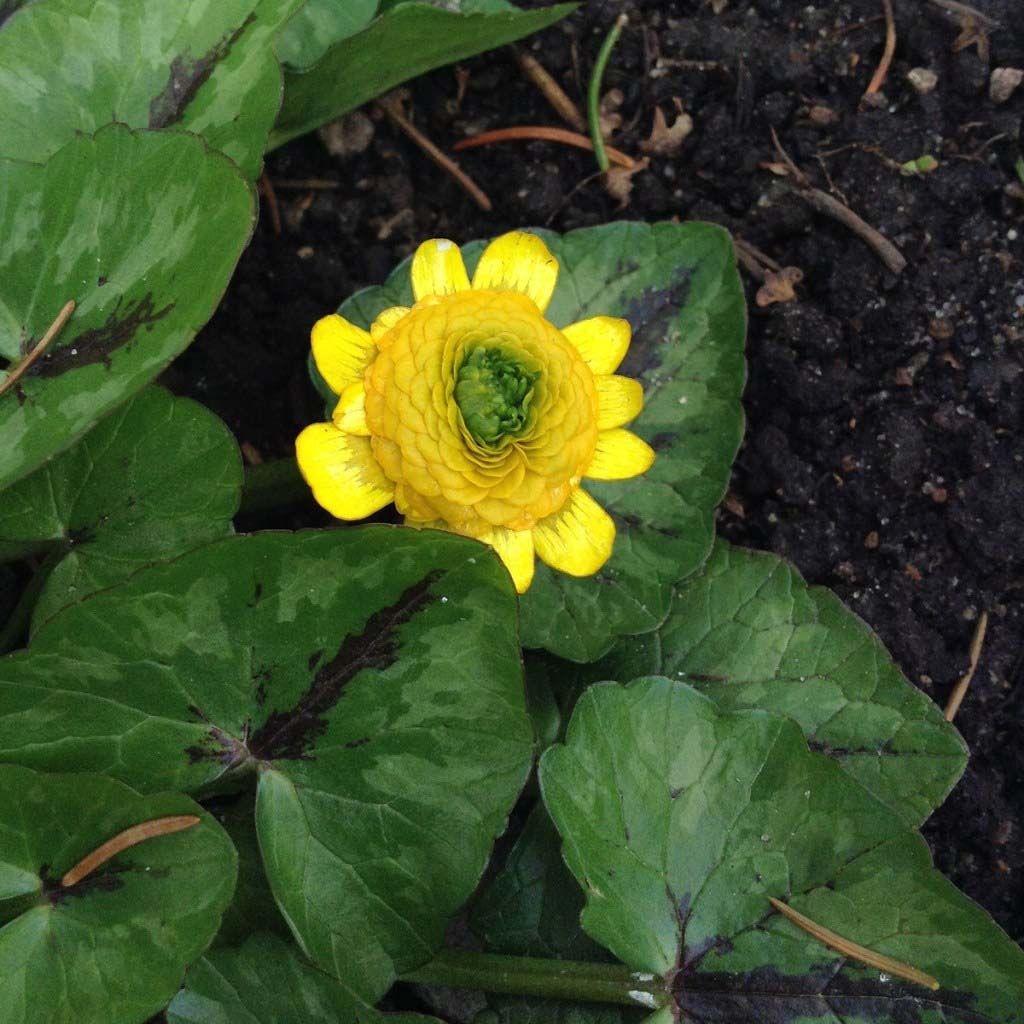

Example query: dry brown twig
[0,300,76,398]
[513,47,586,132]
[378,92,493,212]
[862,0,897,104]
[258,173,282,236]
[944,610,989,722]
[769,128,907,275]
[454,126,636,170]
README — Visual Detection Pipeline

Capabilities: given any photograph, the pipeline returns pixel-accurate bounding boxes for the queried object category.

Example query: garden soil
[175,0,1024,944]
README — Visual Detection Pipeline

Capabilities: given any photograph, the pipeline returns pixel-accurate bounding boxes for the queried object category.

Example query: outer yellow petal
[472,231,558,312]
[332,381,369,436]
[311,314,376,395]
[585,429,655,481]
[533,488,615,577]
[561,316,631,374]
[371,305,411,344]
[595,375,644,429]
[411,239,470,302]
[485,527,535,593]
[296,423,394,520]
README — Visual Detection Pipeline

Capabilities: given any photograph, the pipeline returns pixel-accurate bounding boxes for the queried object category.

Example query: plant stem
[240,457,309,516]
[400,949,664,1009]
[587,13,628,174]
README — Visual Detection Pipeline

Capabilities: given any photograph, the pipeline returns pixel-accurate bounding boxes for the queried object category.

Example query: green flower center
[455,345,539,447]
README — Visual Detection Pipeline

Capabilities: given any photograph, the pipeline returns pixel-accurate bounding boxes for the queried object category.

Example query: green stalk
[240,457,309,516]
[400,949,664,1009]
[587,13,628,174]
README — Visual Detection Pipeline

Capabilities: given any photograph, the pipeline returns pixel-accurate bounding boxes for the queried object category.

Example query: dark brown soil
[178,0,1024,941]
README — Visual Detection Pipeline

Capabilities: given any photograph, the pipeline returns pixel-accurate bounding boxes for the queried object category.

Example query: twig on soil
[378,93,492,212]
[271,178,341,190]
[944,610,989,722]
[770,129,907,275]
[513,47,586,132]
[768,898,940,991]
[733,238,777,281]
[454,126,636,170]
[0,300,75,399]
[926,0,997,29]
[61,816,201,888]
[588,13,629,173]
[258,174,282,236]
[862,0,896,103]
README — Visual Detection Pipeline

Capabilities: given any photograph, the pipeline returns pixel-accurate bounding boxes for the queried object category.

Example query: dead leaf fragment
[603,158,650,208]
[755,266,804,307]
[641,101,694,155]
[599,88,624,137]
[319,110,375,160]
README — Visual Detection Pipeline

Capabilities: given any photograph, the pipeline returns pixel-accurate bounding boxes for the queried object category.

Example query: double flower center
[454,344,540,448]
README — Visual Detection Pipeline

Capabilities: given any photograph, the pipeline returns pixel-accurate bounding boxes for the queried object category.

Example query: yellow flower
[296,231,654,593]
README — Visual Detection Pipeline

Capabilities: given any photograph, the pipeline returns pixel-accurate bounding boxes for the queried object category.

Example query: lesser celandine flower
[296,231,654,593]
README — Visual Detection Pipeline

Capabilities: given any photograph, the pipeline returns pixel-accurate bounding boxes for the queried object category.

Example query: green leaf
[0,528,533,1002]
[0,125,254,491]
[0,764,237,1024]
[0,387,242,631]
[207,793,290,949]
[0,0,303,179]
[540,678,1024,1023]
[168,933,441,1023]
[582,540,968,827]
[271,1,576,149]
[277,0,380,69]
[333,223,747,662]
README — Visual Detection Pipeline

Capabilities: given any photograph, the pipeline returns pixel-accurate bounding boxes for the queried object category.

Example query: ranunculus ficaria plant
[296,231,654,591]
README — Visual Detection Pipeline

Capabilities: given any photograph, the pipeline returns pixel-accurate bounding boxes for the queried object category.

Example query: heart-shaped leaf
[0,387,242,631]
[0,528,533,1002]
[578,540,967,826]
[540,678,1024,1023]
[333,223,747,662]
[167,933,441,1023]
[0,125,254,490]
[270,1,576,148]
[0,764,237,1024]
[0,0,303,179]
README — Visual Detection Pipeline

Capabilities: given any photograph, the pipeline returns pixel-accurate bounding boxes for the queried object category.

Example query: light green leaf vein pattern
[583,540,967,826]
[0,386,242,630]
[540,678,1024,1024]
[332,222,747,663]
[0,0,304,178]
[0,528,533,1002]
[168,933,442,1024]
[0,125,254,489]
[0,765,236,1024]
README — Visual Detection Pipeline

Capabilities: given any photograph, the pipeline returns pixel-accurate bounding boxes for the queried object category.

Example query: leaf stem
[587,13,628,174]
[0,545,65,654]
[400,949,664,1009]
[240,457,309,516]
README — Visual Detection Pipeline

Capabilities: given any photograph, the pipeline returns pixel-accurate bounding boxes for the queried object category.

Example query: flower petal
[411,239,470,302]
[296,423,394,520]
[595,375,644,429]
[561,316,631,374]
[371,305,411,343]
[332,381,369,436]
[533,488,615,577]
[311,314,376,395]
[485,527,535,593]
[472,231,559,312]
[585,429,655,480]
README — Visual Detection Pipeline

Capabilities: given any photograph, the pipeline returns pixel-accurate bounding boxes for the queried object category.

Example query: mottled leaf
[0,0,303,179]
[541,678,1024,1023]
[168,933,441,1023]
[333,223,746,662]
[0,765,236,1024]
[0,528,533,1003]
[271,1,576,148]
[0,125,254,490]
[0,387,242,631]
[277,0,379,69]
[580,540,968,827]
